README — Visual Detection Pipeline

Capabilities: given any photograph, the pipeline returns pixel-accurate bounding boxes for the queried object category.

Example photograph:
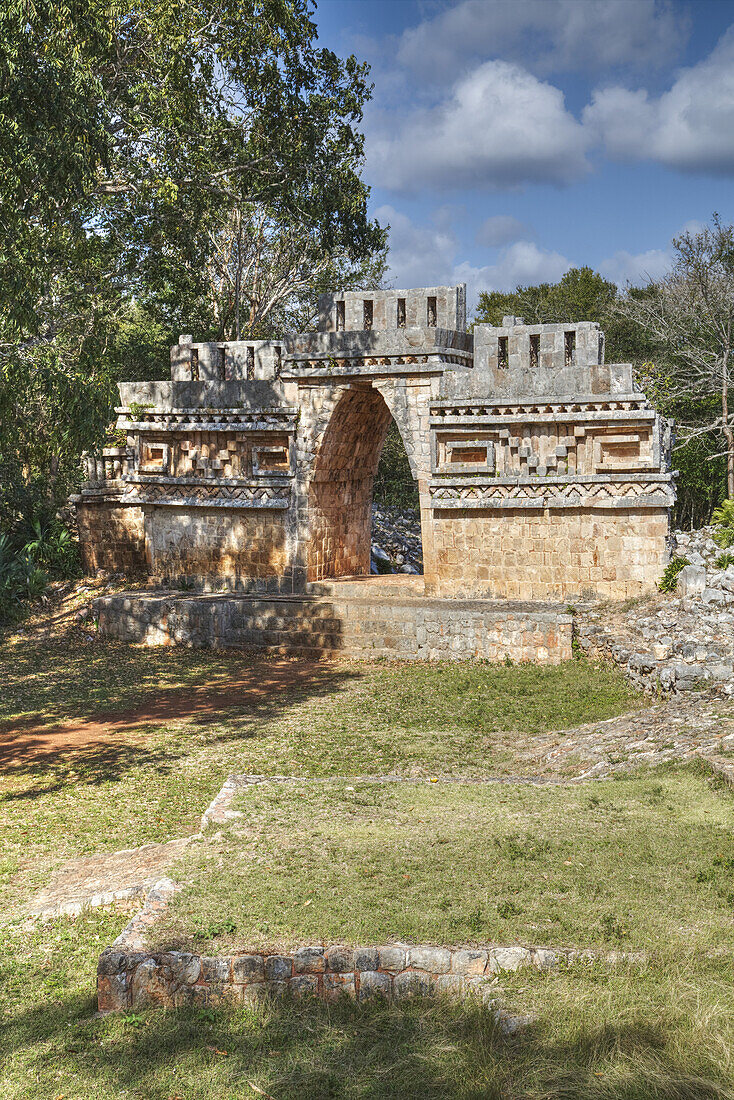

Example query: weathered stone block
[201,956,231,983]
[353,947,379,971]
[377,945,406,971]
[98,971,131,1012]
[325,946,355,973]
[264,955,292,981]
[394,971,434,998]
[131,960,172,1007]
[432,974,466,995]
[169,953,202,985]
[488,947,533,973]
[450,949,488,976]
[324,973,356,1000]
[358,971,392,1000]
[293,947,326,974]
[232,954,265,983]
[407,946,451,973]
[290,974,320,997]
[677,565,707,596]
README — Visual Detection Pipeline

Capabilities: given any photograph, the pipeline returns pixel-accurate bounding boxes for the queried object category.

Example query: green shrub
[21,519,80,578]
[658,556,690,593]
[0,516,80,622]
[373,422,419,509]
[715,551,734,570]
[0,534,47,620]
[712,499,734,548]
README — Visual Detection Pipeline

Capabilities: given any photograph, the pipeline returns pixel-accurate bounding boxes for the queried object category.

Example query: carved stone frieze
[120,482,291,509]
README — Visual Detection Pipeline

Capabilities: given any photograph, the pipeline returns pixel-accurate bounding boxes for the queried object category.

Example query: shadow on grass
[0,639,359,729]
[1,991,730,1100]
[0,652,359,798]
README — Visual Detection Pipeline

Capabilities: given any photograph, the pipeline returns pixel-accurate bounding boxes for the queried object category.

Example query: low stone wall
[98,880,602,1014]
[99,941,570,1012]
[93,591,572,662]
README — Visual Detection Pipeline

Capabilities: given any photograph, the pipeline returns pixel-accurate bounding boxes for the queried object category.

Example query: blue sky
[314,0,734,311]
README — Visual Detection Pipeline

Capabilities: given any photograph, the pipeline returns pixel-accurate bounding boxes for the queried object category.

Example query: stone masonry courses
[73,286,675,661]
[95,772,650,1020]
[97,874,624,1024]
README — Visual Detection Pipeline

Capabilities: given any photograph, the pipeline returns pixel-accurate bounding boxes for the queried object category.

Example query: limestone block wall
[317,285,466,333]
[93,591,573,662]
[73,293,675,604]
[146,508,290,591]
[98,938,565,1013]
[170,337,285,383]
[76,503,147,575]
[430,507,670,600]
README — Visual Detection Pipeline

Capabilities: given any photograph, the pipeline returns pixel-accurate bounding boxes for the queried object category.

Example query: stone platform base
[98,878,634,1017]
[93,582,572,662]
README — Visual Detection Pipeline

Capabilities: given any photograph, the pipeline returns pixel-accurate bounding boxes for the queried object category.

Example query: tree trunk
[724,367,734,498]
[725,423,734,499]
[235,212,242,341]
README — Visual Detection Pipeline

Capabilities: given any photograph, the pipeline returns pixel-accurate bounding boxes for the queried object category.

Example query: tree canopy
[618,216,734,500]
[0,0,386,537]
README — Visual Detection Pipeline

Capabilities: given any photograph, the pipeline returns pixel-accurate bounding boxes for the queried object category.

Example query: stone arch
[307,384,417,581]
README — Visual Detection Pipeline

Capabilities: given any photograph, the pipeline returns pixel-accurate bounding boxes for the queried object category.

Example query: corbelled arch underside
[307,385,406,581]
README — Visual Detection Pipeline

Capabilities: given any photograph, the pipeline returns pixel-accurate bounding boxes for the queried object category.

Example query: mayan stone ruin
[74,284,675,659]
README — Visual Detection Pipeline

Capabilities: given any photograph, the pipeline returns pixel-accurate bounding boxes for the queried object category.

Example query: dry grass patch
[160,765,734,956]
[2,912,734,1099]
[0,643,639,914]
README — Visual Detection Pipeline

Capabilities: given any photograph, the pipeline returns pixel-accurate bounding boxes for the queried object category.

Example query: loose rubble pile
[370,504,422,575]
[671,526,726,569]
[578,527,734,695]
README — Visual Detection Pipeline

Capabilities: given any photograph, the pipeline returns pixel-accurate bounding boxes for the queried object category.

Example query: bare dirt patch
[0,657,337,769]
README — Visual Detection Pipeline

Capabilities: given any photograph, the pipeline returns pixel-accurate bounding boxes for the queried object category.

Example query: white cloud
[377,206,570,309]
[375,204,458,289]
[368,60,589,193]
[475,215,533,247]
[456,242,572,307]
[597,219,708,286]
[396,0,688,82]
[598,247,674,286]
[585,27,734,175]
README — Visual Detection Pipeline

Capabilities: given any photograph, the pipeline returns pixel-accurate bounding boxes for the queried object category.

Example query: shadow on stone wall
[96,592,349,653]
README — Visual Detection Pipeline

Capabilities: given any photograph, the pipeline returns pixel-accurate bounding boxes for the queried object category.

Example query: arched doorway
[307,385,419,581]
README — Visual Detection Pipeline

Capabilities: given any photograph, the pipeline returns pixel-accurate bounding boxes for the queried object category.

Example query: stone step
[306,575,425,598]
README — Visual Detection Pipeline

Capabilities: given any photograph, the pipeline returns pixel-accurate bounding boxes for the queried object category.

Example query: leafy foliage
[0,535,45,620]
[712,500,734,548]
[373,422,419,509]
[0,518,80,622]
[0,0,386,538]
[658,556,690,593]
[618,216,734,502]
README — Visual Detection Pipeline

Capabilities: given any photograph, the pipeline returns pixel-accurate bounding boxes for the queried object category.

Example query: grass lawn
[160,767,734,955]
[0,639,638,913]
[4,637,734,1097]
[2,912,733,1099]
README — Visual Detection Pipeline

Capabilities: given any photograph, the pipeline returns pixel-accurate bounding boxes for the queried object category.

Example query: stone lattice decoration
[74,285,675,601]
